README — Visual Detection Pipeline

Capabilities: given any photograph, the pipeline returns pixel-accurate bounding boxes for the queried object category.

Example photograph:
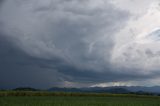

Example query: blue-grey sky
[0,0,160,89]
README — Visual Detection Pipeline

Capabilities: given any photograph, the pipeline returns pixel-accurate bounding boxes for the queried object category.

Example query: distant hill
[11,86,160,95]
[116,86,160,93]
[13,87,39,91]
[105,88,130,94]
[48,86,160,94]
[89,86,160,94]
[48,87,131,94]
[48,87,82,92]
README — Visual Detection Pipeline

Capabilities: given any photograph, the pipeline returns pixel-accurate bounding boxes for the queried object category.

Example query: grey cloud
[0,35,72,89]
[1,0,151,89]
[0,34,158,89]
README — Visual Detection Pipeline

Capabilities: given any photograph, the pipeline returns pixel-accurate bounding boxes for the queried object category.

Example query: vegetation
[1,91,160,106]
[0,91,158,97]
[1,95,160,106]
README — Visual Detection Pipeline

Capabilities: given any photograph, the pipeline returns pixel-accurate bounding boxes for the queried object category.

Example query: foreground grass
[1,91,160,106]
[1,96,160,106]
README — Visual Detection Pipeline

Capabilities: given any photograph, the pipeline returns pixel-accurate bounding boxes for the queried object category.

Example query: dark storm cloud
[0,34,158,89]
[0,0,153,88]
[0,0,4,4]
[0,35,73,89]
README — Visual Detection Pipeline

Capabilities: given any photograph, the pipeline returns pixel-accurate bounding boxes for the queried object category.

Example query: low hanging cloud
[0,0,160,89]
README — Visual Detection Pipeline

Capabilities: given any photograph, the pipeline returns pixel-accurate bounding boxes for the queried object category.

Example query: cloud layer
[112,1,160,72]
[0,0,160,88]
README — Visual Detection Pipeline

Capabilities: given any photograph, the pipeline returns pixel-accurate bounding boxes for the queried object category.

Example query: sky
[1,0,160,89]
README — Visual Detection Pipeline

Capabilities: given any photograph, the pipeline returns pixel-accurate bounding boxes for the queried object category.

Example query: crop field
[1,91,160,106]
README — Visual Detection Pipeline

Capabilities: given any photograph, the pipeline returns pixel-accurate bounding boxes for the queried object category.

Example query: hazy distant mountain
[13,87,39,91]
[48,86,160,94]
[92,86,160,94]
[11,86,160,94]
[122,86,160,93]
[48,87,130,94]
[48,87,83,92]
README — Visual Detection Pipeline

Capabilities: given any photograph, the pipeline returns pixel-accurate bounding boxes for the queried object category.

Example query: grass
[1,91,160,106]
[1,96,160,106]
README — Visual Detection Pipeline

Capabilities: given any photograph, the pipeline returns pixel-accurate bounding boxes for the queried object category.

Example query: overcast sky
[1,0,160,89]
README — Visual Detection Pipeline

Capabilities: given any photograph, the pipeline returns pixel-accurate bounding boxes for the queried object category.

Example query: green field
[1,91,160,106]
[1,96,160,106]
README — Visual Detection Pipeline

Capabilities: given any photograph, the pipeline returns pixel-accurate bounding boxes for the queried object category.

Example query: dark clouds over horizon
[1,0,160,89]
